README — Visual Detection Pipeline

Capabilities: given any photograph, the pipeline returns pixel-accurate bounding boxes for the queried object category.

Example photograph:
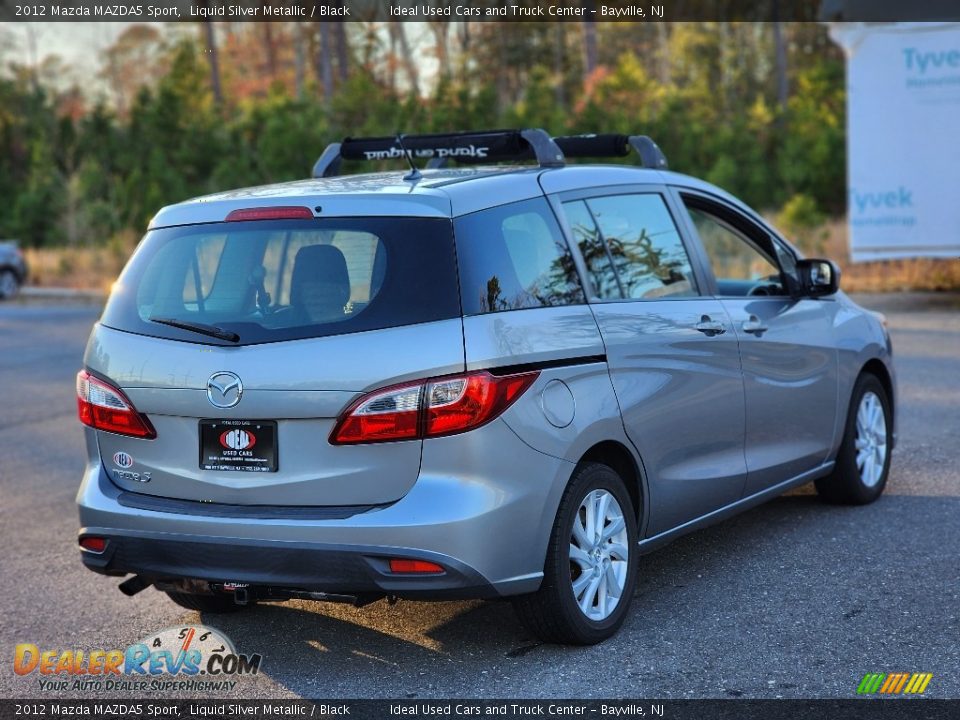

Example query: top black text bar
[2,0,960,23]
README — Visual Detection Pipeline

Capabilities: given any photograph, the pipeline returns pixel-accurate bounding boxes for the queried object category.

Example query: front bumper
[77,419,573,599]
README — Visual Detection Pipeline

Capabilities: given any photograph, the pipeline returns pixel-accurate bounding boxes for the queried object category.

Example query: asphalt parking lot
[1,293,958,700]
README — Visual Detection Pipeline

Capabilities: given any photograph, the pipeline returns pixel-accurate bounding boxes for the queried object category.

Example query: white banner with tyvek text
[830,22,960,262]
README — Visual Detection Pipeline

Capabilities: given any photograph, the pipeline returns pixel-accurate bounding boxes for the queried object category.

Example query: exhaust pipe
[118,575,152,597]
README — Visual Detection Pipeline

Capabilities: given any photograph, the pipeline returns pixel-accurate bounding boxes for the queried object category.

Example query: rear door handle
[694,315,726,336]
[742,315,768,335]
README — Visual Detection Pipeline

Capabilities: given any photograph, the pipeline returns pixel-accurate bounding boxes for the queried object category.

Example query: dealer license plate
[199,420,277,473]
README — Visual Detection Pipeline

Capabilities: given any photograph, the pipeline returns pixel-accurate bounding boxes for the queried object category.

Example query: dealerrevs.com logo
[14,625,262,693]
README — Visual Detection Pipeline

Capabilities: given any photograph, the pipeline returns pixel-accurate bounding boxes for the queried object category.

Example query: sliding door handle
[742,315,769,335]
[694,315,726,336]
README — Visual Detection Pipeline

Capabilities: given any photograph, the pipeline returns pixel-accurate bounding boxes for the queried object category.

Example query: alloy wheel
[569,489,630,621]
[855,391,887,488]
[0,271,17,299]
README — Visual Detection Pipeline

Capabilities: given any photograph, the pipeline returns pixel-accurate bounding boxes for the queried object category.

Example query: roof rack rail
[311,128,564,178]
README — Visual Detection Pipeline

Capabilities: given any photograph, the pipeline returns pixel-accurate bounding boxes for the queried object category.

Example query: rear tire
[815,373,892,505]
[165,591,248,613]
[513,462,638,645]
[0,269,20,300]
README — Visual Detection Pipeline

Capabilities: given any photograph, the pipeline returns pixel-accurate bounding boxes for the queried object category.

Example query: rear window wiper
[149,317,240,343]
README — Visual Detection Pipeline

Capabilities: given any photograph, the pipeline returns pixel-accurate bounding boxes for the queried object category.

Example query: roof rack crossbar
[552,134,631,159]
[552,134,668,169]
[311,129,564,178]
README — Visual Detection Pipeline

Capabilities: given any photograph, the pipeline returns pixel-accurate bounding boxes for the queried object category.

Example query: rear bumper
[77,419,573,599]
[80,531,496,599]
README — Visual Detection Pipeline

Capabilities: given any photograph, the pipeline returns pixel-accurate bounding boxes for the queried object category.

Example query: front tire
[815,373,892,505]
[0,269,20,300]
[513,462,638,645]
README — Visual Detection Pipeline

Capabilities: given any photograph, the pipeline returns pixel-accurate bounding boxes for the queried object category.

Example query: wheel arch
[578,440,645,527]
[0,264,22,280]
[859,357,895,443]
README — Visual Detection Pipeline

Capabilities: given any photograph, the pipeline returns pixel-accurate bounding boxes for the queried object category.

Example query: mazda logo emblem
[207,372,243,409]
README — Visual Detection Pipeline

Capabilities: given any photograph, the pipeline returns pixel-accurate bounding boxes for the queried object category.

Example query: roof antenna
[396,133,422,182]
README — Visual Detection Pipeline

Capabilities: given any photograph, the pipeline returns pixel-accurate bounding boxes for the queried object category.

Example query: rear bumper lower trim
[79,529,500,600]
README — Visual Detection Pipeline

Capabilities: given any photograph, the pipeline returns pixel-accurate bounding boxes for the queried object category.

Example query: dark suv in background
[0,241,28,300]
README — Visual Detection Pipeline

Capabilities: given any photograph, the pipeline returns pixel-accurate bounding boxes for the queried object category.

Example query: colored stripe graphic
[858,672,932,694]
[858,673,886,694]
[892,673,910,694]
[880,673,908,693]
[904,673,933,694]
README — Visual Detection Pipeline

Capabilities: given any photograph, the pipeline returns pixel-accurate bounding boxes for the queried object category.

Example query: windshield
[101,217,460,346]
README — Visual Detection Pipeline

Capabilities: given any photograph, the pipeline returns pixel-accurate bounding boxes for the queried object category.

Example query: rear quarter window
[454,197,585,315]
[102,217,459,346]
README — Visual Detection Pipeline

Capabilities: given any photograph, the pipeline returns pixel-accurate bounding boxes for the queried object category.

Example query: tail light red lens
[388,559,444,574]
[79,537,106,553]
[331,370,539,445]
[332,382,423,444]
[425,372,537,437]
[76,370,156,439]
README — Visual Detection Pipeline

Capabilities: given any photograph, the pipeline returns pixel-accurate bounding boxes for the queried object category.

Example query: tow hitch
[224,583,251,605]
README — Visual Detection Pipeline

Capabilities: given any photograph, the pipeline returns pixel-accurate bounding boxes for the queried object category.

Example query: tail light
[76,370,156,439]
[388,559,444,574]
[331,370,539,445]
[225,206,313,222]
[79,536,107,553]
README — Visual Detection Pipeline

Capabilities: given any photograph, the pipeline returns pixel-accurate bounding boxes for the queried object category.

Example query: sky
[4,21,437,96]
[9,22,134,76]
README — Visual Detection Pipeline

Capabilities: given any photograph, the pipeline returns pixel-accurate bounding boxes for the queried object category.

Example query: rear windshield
[101,218,460,346]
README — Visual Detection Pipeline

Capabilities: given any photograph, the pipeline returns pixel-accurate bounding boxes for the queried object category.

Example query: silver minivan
[76,130,895,644]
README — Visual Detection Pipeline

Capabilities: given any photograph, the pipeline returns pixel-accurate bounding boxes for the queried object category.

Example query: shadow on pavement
[194,491,960,698]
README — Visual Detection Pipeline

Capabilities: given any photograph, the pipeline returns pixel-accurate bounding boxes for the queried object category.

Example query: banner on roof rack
[830,22,960,262]
[340,132,531,163]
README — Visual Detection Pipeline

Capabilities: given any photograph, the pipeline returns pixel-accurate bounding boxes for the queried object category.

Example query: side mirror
[797,258,840,297]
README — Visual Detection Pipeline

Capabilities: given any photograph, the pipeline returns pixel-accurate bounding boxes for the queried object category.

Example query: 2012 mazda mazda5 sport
[76,130,895,644]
